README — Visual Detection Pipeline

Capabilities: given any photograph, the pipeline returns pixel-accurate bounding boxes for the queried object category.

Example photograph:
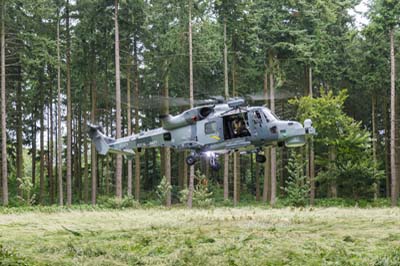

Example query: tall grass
[0,207,399,265]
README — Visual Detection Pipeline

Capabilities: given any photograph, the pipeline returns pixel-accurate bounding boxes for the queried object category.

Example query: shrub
[156,176,172,205]
[284,151,310,207]
[179,171,213,207]
[99,196,140,209]
[16,176,36,206]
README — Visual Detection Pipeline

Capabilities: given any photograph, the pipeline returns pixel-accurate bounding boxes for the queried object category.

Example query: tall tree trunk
[262,64,270,203]
[269,51,276,207]
[16,65,23,198]
[55,109,58,201]
[263,148,270,202]
[39,84,45,203]
[152,149,156,188]
[223,18,229,202]
[280,101,285,196]
[91,75,97,205]
[105,84,110,195]
[114,0,123,199]
[232,47,240,205]
[233,152,237,206]
[236,152,241,201]
[126,56,132,197]
[184,150,188,188]
[372,94,378,200]
[76,111,82,200]
[384,96,390,197]
[97,152,101,194]
[160,148,165,181]
[134,42,141,201]
[308,65,315,205]
[56,14,63,206]
[1,0,7,206]
[83,110,89,203]
[390,28,397,206]
[396,93,400,203]
[144,149,149,186]
[255,156,260,201]
[49,86,54,204]
[66,0,72,206]
[162,65,171,207]
[187,0,195,208]
[309,140,315,204]
[32,115,37,186]
[308,66,313,97]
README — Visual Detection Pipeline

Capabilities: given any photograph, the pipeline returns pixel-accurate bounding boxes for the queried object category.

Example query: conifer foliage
[0,0,399,206]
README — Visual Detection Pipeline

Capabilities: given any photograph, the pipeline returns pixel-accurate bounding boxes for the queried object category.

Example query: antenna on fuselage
[227,98,245,109]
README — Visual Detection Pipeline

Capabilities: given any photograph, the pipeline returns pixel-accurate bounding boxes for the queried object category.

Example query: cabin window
[205,121,217,134]
[163,132,172,141]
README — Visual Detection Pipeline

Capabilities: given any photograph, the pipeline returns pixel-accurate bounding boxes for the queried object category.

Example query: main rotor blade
[127,95,216,111]
[245,90,296,102]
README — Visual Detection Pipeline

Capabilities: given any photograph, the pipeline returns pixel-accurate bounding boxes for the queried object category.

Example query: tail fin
[87,123,114,155]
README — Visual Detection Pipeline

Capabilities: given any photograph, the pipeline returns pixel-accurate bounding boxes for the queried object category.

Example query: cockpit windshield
[262,108,279,122]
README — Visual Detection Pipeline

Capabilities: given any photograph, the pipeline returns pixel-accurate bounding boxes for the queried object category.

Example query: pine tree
[66,0,72,206]
[1,0,8,206]
[56,9,63,206]
[370,0,400,206]
[187,0,195,208]
[114,0,122,199]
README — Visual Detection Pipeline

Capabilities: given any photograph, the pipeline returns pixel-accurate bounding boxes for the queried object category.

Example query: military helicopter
[88,97,315,170]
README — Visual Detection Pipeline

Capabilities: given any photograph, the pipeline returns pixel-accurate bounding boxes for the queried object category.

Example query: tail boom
[87,123,135,157]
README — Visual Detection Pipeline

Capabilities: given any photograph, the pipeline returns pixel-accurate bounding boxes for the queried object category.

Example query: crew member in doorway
[232,118,245,137]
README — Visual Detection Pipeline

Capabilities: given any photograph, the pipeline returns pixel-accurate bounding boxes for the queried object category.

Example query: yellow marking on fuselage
[210,135,220,141]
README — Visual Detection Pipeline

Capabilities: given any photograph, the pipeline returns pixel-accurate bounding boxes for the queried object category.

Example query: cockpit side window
[253,111,262,125]
[262,108,278,122]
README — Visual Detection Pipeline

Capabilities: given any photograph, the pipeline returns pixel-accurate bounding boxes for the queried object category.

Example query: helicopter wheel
[209,157,221,171]
[256,154,266,163]
[186,155,197,166]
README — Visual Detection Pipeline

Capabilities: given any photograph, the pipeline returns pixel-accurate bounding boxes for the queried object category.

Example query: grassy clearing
[0,207,399,265]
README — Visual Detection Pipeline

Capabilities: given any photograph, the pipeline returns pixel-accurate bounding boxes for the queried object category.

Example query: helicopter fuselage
[88,100,315,168]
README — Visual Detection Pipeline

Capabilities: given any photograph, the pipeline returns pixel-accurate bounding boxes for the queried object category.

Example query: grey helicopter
[88,97,315,171]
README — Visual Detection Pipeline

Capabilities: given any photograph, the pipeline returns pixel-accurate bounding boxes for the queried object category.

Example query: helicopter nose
[278,121,306,148]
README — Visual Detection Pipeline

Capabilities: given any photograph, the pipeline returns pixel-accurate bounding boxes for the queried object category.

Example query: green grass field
[0,207,399,266]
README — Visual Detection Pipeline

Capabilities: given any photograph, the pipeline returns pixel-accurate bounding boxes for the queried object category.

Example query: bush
[179,171,213,208]
[16,176,36,206]
[156,176,172,205]
[283,151,310,207]
[98,196,140,209]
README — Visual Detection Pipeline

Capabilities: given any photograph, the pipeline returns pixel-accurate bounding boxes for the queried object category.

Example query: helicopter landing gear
[186,155,197,166]
[185,152,220,171]
[209,156,221,171]
[256,154,266,163]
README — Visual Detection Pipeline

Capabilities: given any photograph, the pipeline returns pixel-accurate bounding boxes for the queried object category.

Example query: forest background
[1,0,400,209]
